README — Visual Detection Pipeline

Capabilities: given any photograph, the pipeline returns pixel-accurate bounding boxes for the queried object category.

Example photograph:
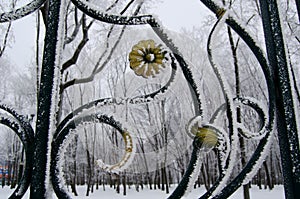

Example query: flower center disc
[145,53,155,62]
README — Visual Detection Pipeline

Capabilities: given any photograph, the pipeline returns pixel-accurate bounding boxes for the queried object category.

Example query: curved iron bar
[168,138,206,199]
[55,52,178,138]
[197,1,276,198]
[69,0,203,116]
[51,52,179,196]
[0,0,46,23]
[51,113,129,199]
[0,105,34,199]
[198,96,271,198]
[167,2,276,197]
[126,53,178,106]
[235,97,268,139]
[95,131,134,173]
[168,13,239,198]
[0,104,35,137]
[199,12,239,197]
[168,124,230,198]
[210,97,269,139]
[55,97,112,137]
[150,26,203,116]
[209,103,227,124]
[208,96,269,165]
[0,0,278,198]
[76,0,276,196]
[70,0,153,25]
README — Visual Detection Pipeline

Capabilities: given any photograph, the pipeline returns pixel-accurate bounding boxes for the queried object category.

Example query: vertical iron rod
[31,0,62,198]
[259,0,300,198]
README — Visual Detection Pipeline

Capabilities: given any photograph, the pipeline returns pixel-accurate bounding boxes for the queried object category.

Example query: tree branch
[64,7,83,45]
[61,0,143,92]
[61,14,92,72]
[0,20,11,57]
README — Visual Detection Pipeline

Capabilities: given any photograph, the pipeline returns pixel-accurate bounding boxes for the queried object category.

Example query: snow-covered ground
[0,185,284,198]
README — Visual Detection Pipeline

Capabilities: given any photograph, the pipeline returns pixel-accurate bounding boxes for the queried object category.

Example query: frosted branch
[61,0,143,92]
[0,20,12,57]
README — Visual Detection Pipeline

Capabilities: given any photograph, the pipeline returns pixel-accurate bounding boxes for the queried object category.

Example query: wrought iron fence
[0,0,299,198]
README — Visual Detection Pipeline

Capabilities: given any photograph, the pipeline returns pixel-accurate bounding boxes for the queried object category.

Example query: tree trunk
[161,167,165,191]
[201,163,210,191]
[122,173,127,195]
[257,169,262,189]
[147,172,153,190]
[85,146,92,196]
[71,135,78,196]
[161,166,169,194]
[263,161,273,190]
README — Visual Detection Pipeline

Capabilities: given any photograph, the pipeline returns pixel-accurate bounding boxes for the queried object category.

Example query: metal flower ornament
[129,39,166,78]
[0,0,299,199]
[193,127,218,150]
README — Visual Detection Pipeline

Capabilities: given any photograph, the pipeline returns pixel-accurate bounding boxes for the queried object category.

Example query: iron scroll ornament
[0,0,279,198]
[0,104,34,199]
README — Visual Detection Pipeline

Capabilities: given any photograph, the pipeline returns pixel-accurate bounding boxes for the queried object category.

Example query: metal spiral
[0,0,292,198]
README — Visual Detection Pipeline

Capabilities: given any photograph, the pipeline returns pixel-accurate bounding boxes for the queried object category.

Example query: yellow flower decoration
[129,39,166,78]
[194,127,218,150]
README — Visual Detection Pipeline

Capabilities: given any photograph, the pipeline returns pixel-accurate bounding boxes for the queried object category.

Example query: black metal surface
[0,0,298,198]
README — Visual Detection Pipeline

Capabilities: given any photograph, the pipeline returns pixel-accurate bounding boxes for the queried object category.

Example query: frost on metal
[51,113,136,198]
[70,0,151,25]
[235,97,269,139]
[0,103,34,198]
[45,0,67,197]
[96,131,136,173]
[205,12,240,196]
[1,0,294,198]
[0,0,46,22]
[181,151,204,198]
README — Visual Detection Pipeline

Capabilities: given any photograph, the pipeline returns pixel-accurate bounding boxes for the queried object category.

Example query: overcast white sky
[150,0,210,30]
[5,0,211,70]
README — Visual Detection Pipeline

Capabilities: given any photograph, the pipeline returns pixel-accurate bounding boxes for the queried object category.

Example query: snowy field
[0,185,284,198]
